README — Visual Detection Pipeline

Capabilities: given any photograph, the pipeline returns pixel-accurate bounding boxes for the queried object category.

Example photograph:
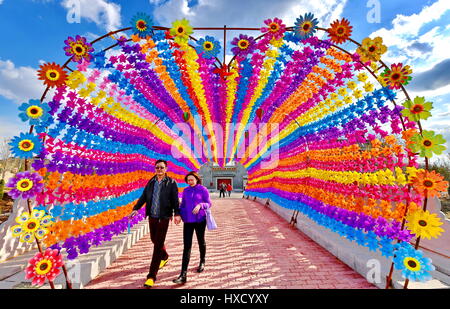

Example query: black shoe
[173,271,187,284]
[197,262,205,273]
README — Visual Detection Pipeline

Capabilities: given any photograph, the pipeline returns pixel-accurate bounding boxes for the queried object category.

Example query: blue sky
[0,0,449,155]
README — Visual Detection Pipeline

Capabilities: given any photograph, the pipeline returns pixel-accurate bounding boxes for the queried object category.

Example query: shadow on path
[85,198,375,289]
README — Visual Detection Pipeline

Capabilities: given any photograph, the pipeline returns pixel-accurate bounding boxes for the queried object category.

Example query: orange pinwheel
[327,18,353,44]
[411,170,449,198]
[37,62,68,88]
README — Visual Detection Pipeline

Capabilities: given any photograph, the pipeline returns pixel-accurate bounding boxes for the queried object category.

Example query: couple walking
[129,159,212,288]
[219,182,232,198]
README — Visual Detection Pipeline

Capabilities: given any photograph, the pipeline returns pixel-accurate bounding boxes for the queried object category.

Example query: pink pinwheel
[77,59,90,72]
[25,248,64,286]
[261,18,286,40]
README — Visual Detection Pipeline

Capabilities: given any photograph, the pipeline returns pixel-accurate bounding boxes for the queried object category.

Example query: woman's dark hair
[155,159,168,167]
[185,171,202,185]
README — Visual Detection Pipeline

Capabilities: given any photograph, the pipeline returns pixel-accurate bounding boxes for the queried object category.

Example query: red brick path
[85,197,376,289]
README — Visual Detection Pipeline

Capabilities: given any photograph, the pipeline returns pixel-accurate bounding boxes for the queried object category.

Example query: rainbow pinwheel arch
[5,12,447,288]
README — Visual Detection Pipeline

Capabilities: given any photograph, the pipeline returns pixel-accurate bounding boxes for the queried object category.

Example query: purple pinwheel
[231,34,256,58]
[64,35,94,64]
[6,171,44,200]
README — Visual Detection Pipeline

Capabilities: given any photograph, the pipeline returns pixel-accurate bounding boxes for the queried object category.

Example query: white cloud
[366,0,450,152]
[61,0,122,32]
[369,0,450,71]
[385,1,448,37]
[152,0,347,36]
[149,0,167,5]
[410,84,450,100]
[0,59,44,104]
[151,0,347,61]
[83,31,101,42]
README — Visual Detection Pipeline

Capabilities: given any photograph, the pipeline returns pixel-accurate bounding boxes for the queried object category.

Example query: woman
[173,171,212,284]
[226,183,232,197]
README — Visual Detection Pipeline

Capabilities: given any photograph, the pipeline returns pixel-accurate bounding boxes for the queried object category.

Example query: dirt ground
[0,192,13,224]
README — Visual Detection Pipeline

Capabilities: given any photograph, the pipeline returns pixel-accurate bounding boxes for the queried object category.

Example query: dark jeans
[181,220,206,272]
[147,217,170,280]
[228,191,231,196]
[219,190,226,198]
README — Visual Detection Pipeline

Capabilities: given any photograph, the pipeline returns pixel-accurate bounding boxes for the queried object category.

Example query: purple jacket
[180,184,212,223]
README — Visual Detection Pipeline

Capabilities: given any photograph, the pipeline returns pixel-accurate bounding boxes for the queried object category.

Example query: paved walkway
[85,196,376,289]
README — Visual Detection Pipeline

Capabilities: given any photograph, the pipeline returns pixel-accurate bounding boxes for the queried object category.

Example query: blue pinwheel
[195,36,221,59]
[9,132,43,159]
[130,12,154,39]
[18,99,51,126]
[393,245,435,282]
[294,13,319,40]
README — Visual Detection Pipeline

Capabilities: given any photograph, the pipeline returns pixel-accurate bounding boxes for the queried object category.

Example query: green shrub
[428,159,450,194]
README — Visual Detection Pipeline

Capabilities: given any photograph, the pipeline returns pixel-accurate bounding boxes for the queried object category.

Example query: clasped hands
[128,204,202,225]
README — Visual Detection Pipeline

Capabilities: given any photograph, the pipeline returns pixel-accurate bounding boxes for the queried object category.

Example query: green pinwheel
[409,130,447,158]
[401,96,433,122]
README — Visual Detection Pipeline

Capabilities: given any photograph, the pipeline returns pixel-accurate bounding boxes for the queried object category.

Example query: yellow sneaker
[159,258,169,269]
[144,278,154,288]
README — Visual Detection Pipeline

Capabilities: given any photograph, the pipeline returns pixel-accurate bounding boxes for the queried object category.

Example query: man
[219,182,226,198]
[129,159,181,288]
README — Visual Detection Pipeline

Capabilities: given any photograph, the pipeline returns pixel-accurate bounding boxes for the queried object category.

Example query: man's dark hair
[155,159,168,167]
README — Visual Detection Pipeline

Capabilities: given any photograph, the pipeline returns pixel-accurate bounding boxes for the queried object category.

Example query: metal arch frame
[28,21,431,290]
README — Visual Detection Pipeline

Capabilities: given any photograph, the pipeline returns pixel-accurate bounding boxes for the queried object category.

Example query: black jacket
[133,175,180,218]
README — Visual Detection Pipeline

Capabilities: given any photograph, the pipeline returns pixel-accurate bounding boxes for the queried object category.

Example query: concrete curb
[0,219,149,289]
[247,195,449,289]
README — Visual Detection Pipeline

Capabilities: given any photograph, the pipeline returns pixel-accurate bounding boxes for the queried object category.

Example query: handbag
[205,208,217,230]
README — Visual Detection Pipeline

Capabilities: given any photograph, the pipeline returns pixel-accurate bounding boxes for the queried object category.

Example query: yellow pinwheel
[406,209,444,240]
[10,209,53,243]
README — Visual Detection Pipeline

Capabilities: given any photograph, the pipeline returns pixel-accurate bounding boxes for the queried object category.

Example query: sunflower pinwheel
[6,171,44,199]
[18,99,51,126]
[411,169,449,198]
[356,37,387,63]
[393,245,435,282]
[64,35,94,63]
[294,13,319,40]
[401,96,433,122]
[406,209,444,240]
[130,12,154,39]
[170,19,193,45]
[231,34,256,58]
[25,248,63,286]
[10,209,53,243]
[327,18,352,44]
[9,132,43,159]
[261,17,286,40]
[381,63,412,89]
[37,62,68,88]
[195,36,221,59]
[409,130,447,158]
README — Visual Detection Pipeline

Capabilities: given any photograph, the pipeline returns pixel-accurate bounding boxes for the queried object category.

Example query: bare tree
[1,138,12,180]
